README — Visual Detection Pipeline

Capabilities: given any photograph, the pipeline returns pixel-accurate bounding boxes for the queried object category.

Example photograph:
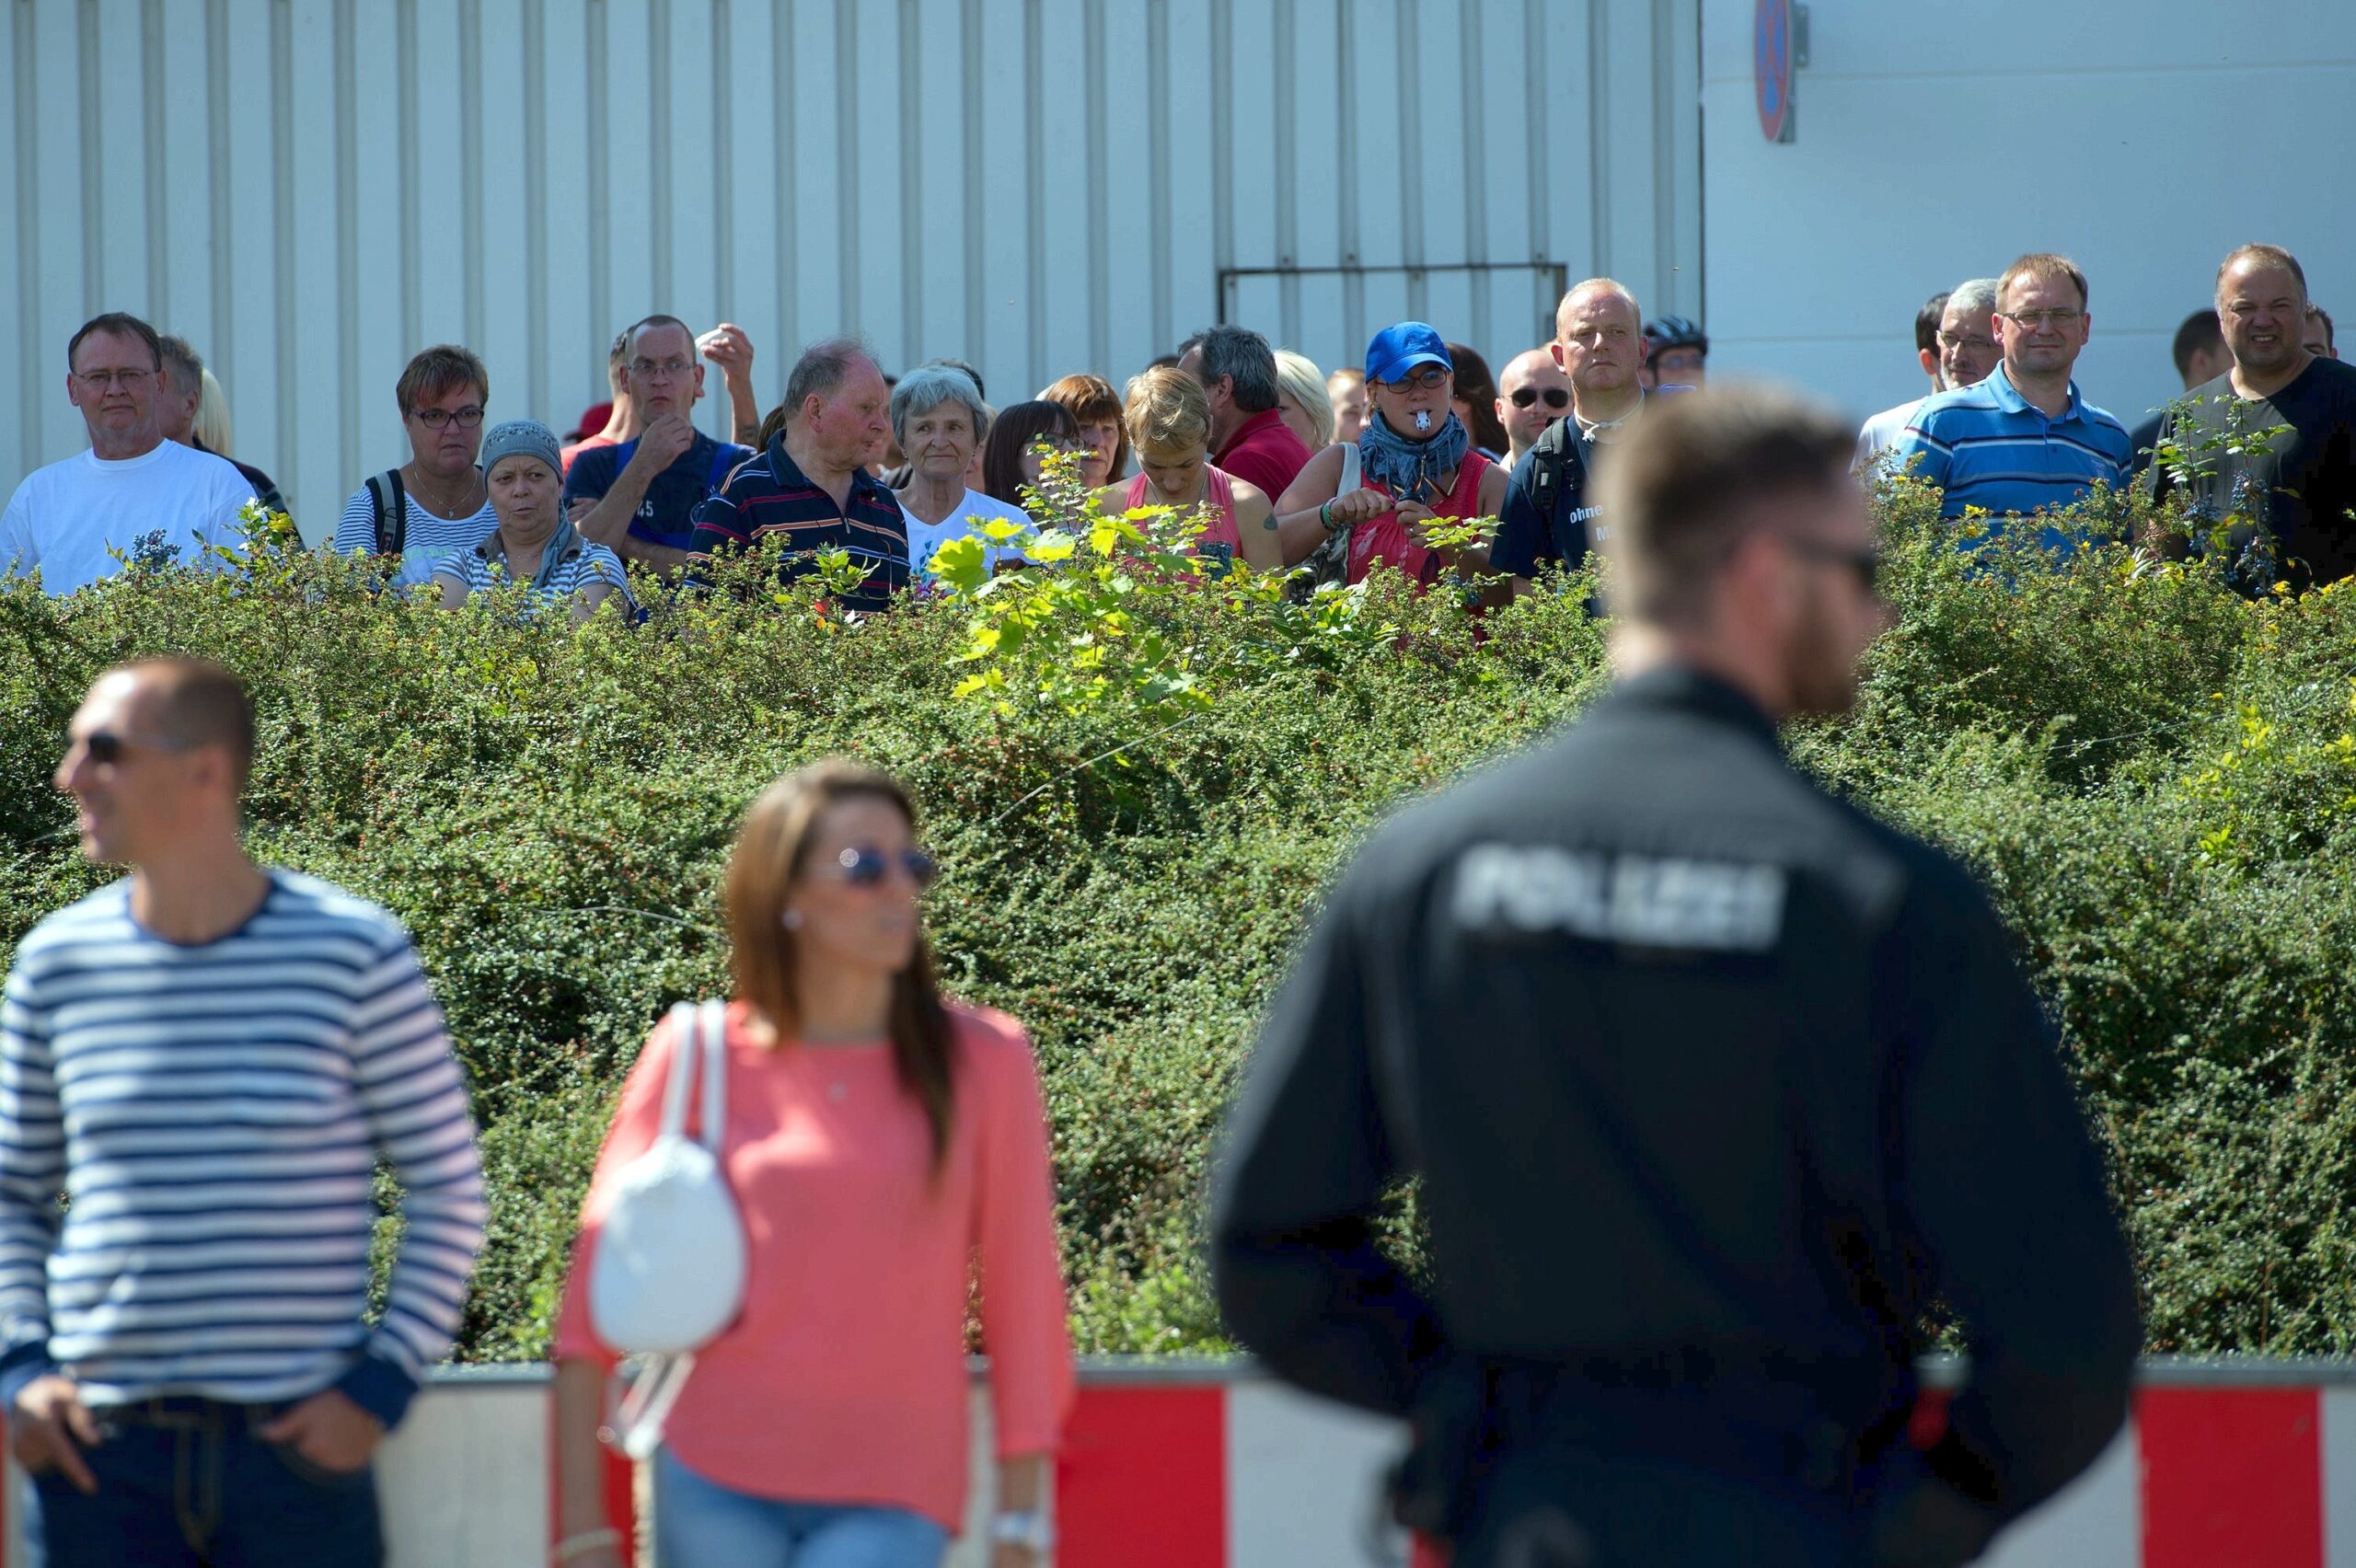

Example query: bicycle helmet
[1642,315,1709,364]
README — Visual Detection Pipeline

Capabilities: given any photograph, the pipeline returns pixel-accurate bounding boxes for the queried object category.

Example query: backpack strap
[365,468,409,558]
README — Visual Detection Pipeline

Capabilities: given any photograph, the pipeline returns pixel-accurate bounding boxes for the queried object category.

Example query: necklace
[405,464,483,519]
[1574,395,1645,442]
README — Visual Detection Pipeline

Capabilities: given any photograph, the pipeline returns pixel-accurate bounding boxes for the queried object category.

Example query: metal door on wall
[1219,263,1571,377]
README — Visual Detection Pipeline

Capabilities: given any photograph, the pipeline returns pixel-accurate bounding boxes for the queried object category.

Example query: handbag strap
[697,998,729,1154]
[656,1000,699,1139]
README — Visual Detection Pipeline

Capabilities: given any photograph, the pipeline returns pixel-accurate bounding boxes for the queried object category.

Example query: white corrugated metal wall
[2,0,1701,542]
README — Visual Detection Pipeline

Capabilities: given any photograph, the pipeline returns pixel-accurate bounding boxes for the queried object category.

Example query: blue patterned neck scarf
[1357,409,1470,503]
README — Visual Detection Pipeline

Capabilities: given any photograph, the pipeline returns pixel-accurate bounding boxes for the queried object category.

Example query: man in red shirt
[1177,325,1313,502]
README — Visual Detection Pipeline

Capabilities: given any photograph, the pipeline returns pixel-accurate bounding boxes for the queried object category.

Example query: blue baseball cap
[1365,322,1453,385]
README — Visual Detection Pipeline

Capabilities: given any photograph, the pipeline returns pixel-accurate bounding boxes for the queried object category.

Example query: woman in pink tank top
[1091,367,1280,572]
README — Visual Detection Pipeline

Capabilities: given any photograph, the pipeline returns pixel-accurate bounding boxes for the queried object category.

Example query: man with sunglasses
[0,657,486,1567]
[1891,255,2132,552]
[1,313,257,597]
[1495,349,1575,471]
[1215,383,2139,1568]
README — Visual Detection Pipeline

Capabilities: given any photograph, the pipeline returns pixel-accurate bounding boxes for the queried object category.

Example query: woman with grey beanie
[434,420,631,623]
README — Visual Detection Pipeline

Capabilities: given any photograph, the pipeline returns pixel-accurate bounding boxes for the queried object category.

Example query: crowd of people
[0,241,2344,1568]
[11,237,2350,618]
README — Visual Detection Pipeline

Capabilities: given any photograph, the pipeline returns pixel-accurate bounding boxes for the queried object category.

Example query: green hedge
[3,481,2353,1359]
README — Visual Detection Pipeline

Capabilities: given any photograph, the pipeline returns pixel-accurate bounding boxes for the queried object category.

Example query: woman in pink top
[551,762,1073,1568]
[1091,364,1279,572]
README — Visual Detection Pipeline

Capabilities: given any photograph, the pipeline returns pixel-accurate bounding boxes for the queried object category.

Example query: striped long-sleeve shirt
[0,871,486,1432]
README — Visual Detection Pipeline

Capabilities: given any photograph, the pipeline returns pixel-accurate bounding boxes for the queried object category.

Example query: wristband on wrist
[551,1527,621,1563]
[990,1510,1056,1552]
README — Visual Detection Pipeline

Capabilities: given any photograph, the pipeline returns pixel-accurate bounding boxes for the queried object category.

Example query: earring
[780,909,803,930]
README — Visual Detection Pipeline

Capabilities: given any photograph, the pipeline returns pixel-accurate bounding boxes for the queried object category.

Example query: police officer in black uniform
[1210,383,2140,1568]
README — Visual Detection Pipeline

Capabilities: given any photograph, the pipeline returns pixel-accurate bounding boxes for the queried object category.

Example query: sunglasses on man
[74,730,197,767]
[1508,386,1572,409]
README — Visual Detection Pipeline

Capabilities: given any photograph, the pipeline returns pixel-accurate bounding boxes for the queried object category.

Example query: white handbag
[588,998,748,1459]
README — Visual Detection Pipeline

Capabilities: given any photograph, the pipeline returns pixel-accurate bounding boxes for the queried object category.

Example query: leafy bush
[3,480,2352,1359]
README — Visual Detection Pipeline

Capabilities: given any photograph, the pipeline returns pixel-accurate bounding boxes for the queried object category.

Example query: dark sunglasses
[1508,386,1572,409]
[1785,537,1880,595]
[77,730,196,767]
[822,846,941,890]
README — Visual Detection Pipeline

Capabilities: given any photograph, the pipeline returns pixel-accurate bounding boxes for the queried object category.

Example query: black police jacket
[1210,664,2141,1550]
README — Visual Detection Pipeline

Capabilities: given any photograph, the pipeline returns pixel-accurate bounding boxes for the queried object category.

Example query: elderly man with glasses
[1891,254,2132,553]
[562,315,756,577]
[1856,280,2001,467]
[1,312,257,596]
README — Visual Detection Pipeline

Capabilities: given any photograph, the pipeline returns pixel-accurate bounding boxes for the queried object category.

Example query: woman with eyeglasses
[551,761,1073,1568]
[329,344,499,589]
[1271,323,1509,586]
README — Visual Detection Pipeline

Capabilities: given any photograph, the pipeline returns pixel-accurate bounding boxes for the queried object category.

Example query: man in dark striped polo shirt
[0,657,486,1567]
[1893,253,2132,555]
[687,338,910,612]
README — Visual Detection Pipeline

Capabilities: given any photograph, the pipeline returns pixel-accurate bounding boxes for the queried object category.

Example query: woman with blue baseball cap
[1272,322,1509,588]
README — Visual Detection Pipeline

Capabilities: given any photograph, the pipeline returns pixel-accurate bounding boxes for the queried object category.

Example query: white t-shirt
[330,482,501,589]
[0,443,257,596]
[1856,398,1929,470]
[896,490,1036,583]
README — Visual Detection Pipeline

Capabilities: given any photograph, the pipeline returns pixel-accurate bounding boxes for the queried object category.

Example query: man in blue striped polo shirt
[0,657,486,1567]
[1893,253,2133,553]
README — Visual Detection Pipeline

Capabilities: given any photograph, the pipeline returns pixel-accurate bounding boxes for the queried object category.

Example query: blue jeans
[23,1396,383,1568]
[654,1447,948,1568]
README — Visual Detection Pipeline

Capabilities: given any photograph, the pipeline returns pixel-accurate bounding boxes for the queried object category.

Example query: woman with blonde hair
[1273,350,1336,454]
[1093,365,1280,572]
[551,761,1073,1568]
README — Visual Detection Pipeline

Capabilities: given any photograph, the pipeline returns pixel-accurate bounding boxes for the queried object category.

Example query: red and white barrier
[5,1358,2353,1565]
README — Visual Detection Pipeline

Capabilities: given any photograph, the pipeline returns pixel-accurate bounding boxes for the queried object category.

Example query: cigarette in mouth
[1414,409,1432,432]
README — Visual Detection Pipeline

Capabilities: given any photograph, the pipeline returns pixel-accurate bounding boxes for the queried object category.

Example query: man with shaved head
[1488,279,1682,597]
[1495,348,1574,471]
[2147,243,2356,592]
[0,658,485,1566]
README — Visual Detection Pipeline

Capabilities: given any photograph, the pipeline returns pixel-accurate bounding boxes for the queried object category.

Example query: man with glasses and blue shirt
[562,315,755,578]
[1,314,256,596]
[1891,255,2133,551]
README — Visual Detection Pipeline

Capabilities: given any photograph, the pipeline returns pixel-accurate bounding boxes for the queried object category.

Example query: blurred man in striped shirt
[0,656,485,1568]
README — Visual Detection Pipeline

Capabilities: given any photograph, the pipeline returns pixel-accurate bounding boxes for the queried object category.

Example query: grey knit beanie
[478,419,561,478]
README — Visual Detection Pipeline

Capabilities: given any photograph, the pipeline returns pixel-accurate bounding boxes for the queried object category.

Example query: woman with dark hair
[1037,374,1128,488]
[1445,342,1512,462]
[979,399,1082,517]
[550,761,1072,1568]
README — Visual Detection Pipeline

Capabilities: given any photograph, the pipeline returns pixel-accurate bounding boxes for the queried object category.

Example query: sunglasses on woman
[818,846,941,890]
[1380,366,1449,394]
[1509,386,1572,409]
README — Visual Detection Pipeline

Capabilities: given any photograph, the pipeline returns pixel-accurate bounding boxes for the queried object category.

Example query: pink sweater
[555,1000,1075,1529]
